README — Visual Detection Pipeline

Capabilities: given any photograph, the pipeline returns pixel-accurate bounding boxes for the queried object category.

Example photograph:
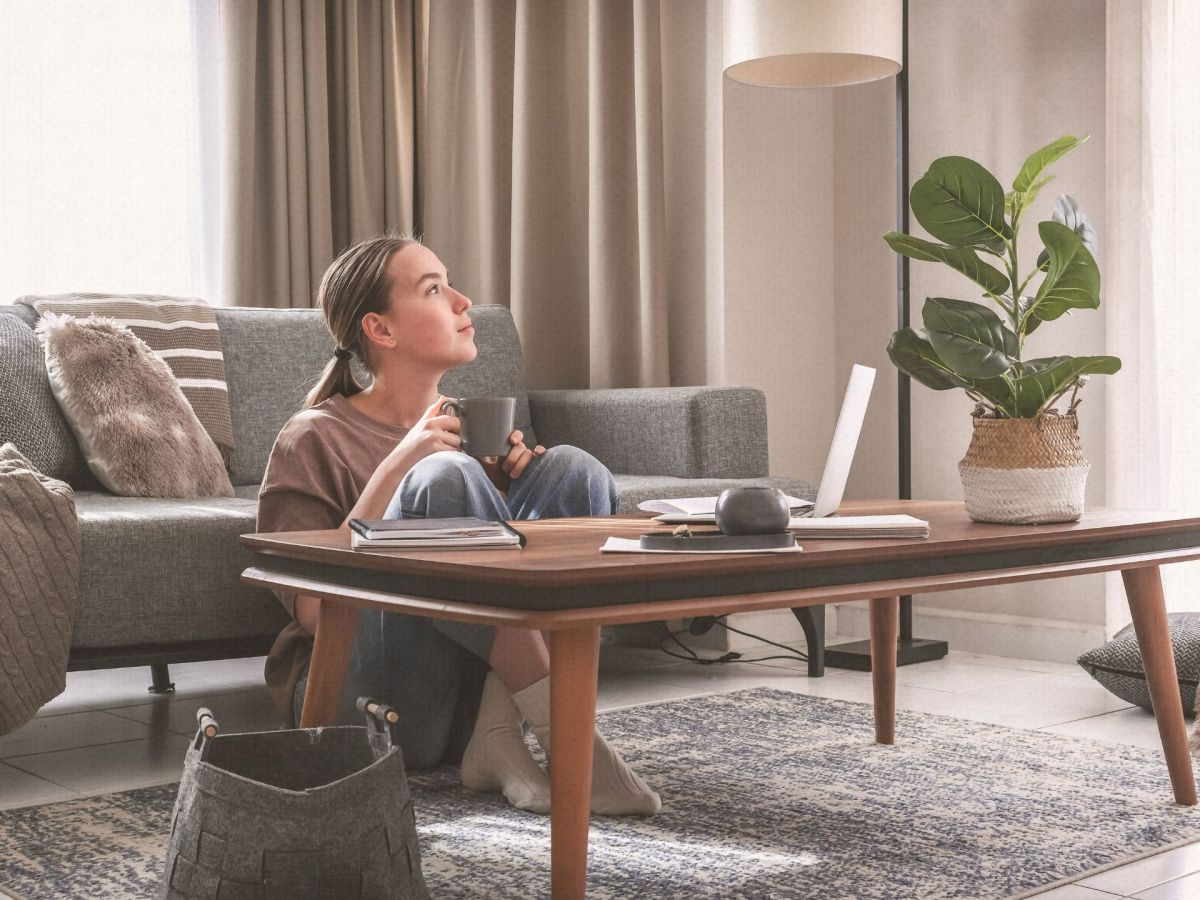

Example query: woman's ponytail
[304,353,363,409]
[302,233,422,409]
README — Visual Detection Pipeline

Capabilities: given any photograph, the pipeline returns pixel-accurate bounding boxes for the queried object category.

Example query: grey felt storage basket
[161,699,427,899]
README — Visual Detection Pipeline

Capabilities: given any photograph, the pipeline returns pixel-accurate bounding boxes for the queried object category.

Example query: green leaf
[1024,220,1101,327]
[886,328,969,391]
[1004,355,1122,417]
[1021,175,1055,210]
[922,297,1019,379]
[883,232,1010,295]
[910,156,1013,253]
[1013,135,1088,193]
[1008,175,1055,223]
[1015,295,1043,336]
[968,372,1017,417]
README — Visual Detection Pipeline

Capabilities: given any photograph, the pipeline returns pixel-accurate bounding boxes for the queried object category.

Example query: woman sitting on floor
[257,233,660,817]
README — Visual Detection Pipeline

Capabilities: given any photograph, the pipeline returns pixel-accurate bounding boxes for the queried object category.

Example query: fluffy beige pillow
[36,313,235,498]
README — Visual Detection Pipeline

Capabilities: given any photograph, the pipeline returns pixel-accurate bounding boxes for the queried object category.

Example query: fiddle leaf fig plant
[885,135,1120,419]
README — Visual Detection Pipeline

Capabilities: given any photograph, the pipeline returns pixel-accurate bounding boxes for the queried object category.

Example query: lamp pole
[824,0,949,671]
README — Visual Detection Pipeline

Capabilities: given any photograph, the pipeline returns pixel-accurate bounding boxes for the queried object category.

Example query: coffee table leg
[548,626,600,900]
[870,595,899,744]
[299,600,360,728]
[1122,566,1197,806]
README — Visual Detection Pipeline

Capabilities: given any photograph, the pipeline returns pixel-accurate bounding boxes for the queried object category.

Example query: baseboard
[830,601,1105,664]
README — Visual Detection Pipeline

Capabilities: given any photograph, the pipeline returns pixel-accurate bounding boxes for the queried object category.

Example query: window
[0,3,202,302]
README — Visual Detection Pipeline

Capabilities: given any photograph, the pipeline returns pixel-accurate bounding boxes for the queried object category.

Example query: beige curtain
[422,0,726,389]
[1105,0,1200,623]
[218,0,427,308]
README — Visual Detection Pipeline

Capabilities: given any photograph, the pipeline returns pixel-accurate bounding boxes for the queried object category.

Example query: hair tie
[333,347,352,361]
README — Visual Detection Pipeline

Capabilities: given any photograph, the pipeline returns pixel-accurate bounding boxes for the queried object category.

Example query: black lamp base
[824,637,948,672]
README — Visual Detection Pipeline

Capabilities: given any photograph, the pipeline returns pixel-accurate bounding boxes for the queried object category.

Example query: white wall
[723,78,838,486]
[723,0,1111,661]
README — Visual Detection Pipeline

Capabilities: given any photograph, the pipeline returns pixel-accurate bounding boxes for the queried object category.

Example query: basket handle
[356,697,398,756]
[192,707,219,750]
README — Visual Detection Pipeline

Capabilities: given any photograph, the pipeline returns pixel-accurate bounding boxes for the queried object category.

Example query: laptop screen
[812,364,876,518]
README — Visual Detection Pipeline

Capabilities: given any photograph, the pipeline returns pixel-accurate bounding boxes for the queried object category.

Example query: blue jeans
[294,445,619,768]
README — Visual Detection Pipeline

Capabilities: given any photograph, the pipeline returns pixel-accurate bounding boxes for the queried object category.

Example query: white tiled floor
[1,642,1197,898]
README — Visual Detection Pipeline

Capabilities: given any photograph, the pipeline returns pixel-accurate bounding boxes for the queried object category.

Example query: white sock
[511,675,662,817]
[461,671,551,814]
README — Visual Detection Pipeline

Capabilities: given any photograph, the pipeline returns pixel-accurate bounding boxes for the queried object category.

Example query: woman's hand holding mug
[480,429,546,493]
[389,395,462,473]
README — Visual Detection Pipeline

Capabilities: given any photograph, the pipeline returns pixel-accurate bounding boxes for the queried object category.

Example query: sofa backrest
[218,304,535,486]
[1,303,534,489]
[0,306,95,487]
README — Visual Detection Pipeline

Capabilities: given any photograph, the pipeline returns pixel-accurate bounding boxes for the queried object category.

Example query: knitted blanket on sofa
[0,443,80,734]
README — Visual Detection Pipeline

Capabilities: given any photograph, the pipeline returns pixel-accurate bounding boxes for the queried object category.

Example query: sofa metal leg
[148,663,176,694]
[790,605,825,678]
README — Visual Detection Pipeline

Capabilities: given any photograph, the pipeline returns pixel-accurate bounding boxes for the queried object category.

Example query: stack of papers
[348,517,523,550]
[785,515,929,539]
[638,495,813,524]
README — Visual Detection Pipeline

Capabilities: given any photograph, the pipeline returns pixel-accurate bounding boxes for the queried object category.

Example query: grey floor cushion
[1077,612,1200,716]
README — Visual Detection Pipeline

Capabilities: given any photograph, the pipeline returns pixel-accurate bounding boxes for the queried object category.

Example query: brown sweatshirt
[257,393,409,720]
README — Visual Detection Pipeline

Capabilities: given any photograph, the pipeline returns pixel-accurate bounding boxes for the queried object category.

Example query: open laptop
[640,363,876,523]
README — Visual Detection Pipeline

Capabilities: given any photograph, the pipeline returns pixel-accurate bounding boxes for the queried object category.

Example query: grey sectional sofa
[0,303,816,690]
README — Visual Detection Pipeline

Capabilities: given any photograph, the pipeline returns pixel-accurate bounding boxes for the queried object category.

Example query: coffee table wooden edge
[242,546,1200,631]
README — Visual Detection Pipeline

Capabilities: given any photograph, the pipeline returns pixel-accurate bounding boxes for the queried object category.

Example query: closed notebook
[349,517,524,550]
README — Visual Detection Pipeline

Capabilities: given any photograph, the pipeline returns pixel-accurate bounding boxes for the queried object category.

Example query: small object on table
[714,486,792,535]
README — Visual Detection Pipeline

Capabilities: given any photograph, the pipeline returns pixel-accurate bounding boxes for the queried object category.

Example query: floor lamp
[724,0,949,669]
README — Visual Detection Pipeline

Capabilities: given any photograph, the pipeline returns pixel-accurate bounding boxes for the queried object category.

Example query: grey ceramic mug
[440,396,517,458]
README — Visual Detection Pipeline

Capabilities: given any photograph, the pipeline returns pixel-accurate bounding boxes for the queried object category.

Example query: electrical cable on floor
[658,619,809,666]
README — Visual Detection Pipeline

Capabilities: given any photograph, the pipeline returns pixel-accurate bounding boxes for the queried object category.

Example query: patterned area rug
[2,688,1199,899]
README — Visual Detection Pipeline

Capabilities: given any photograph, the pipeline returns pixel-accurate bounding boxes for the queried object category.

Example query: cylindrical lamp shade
[724,0,902,87]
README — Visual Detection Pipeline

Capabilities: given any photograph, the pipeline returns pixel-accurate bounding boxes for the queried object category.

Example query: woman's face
[373,244,477,372]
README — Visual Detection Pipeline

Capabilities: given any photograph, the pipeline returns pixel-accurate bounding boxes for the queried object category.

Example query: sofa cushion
[69,473,813,650]
[217,304,533,487]
[71,485,288,649]
[0,304,38,327]
[612,474,816,513]
[0,312,95,487]
[37,314,234,498]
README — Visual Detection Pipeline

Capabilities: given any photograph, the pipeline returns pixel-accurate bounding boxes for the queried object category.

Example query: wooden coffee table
[240,501,1200,899]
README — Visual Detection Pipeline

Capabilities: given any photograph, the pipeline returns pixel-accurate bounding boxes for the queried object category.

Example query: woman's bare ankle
[488,627,550,692]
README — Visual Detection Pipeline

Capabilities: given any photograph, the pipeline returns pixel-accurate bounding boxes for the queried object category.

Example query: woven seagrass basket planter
[958,412,1089,524]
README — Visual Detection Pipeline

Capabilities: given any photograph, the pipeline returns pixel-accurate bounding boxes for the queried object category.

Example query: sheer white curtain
[0,3,203,302]
[1105,0,1200,625]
